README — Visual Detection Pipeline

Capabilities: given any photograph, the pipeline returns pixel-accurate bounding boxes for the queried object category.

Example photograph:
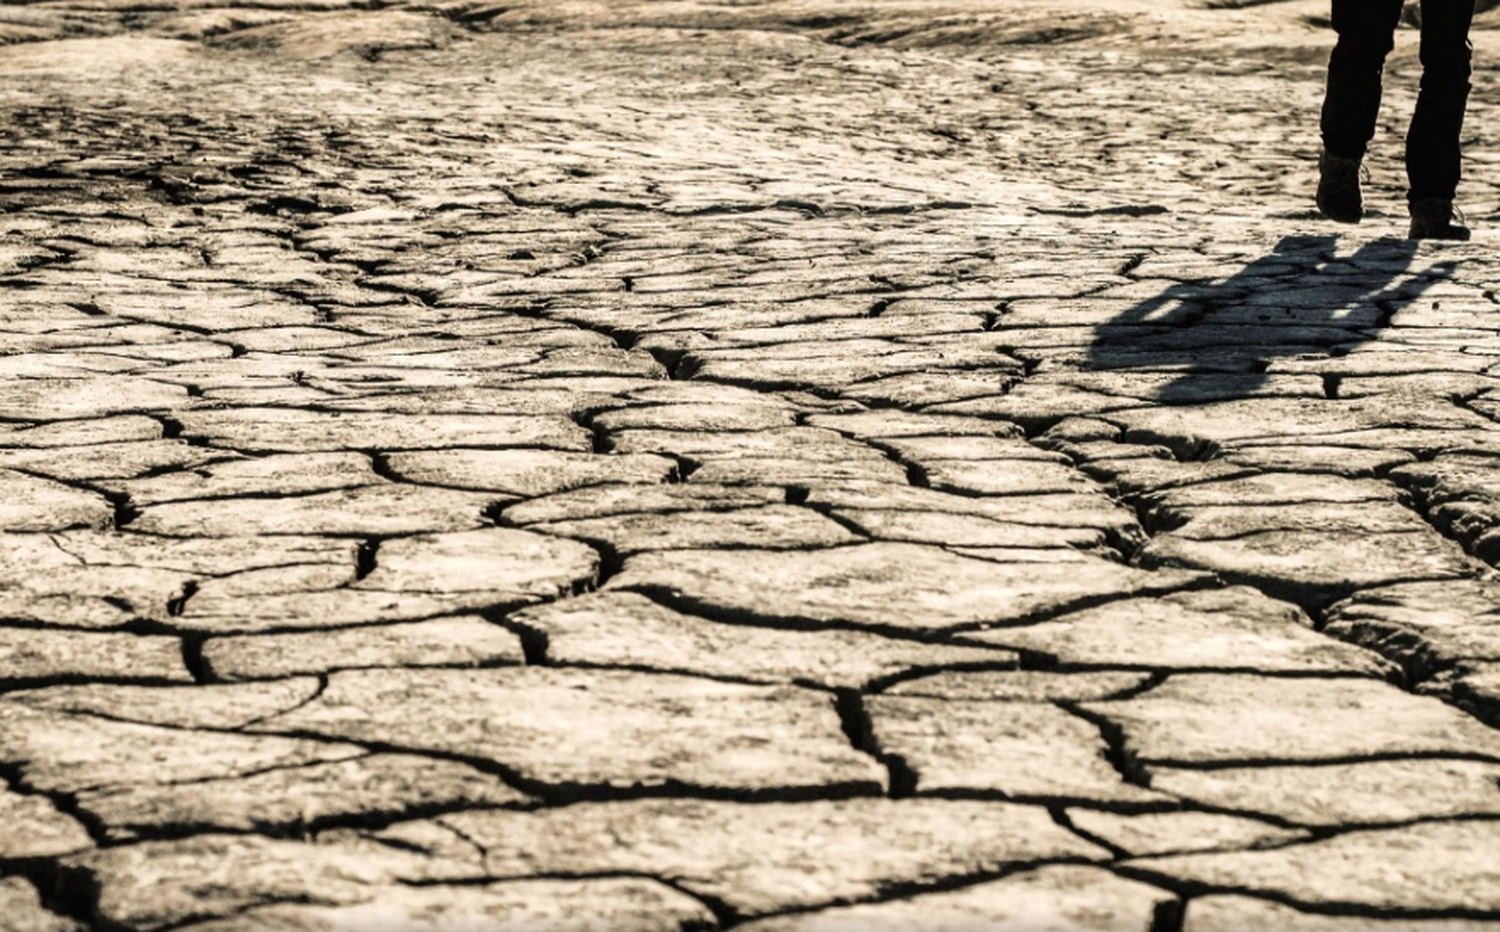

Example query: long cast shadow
[1084,235,1457,404]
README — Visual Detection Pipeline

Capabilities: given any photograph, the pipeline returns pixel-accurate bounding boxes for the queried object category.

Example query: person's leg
[1319,0,1405,222]
[1407,0,1474,202]
[1321,0,1407,160]
[1405,0,1475,238]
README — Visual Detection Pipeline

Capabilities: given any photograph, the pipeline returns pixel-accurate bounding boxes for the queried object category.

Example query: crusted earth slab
[528,504,861,554]
[383,448,678,495]
[202,615,526,680]
[172,588,498,634]
[0,377,189,419]
[64,832,481,930]
[1110,397,1499,458]
[606,426,896,470]
[1064,809,1308,857]
[248,666,885,796]
[352,528,599,598]
[99,451,375,505]
[804,410,1021,439]
[502,483,786,525]
[0,416,163,448]
[0,627,190,684]
[1146,500,1434,540]
[920,456,1105,497]
[0,439,225,482]
[512,590,1014,688]
[732,864,1173,931]
[384,797,1109,918]
[175,528,599,632]
[1139,474,1405,511]
[1148,758,1500,827]
[4,678,323,729]
[1392,453,1500,560]
[130,483,503,536]
[0,533,359,627]
[594,400,800,432]
[803,482,1143,539]
[0,704,366,798]
[689,455,911,485]
[1082,673,1500,764]
[1073,451,1256,498]
[830,506,1111,550]
[866,695,1167,803]
[882,669,1151,701]
[1182,894,1500,931]
[75,753,532,841]
[1324,579,1500,680]
[965,587,1395,675]
[170,877,718,932]
[1125,820,1500,913]
[172,408,590,453]
[609,543,1207,632]
[1139,507,1475,607]
[876,434,1069,464]
[1221,444,1417,478]
[0,471,112,531]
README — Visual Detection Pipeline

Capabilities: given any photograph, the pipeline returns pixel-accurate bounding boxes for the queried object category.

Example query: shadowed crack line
[13,864,114,932]
[485,610,550,666]
[91,794,546,851]
[1065,794,1313,833]
[1049,806,1130,859]
[833,688,915,799]
[178,631,211,684]
[621,581,958,642]
[860,659,1024,695]
[566,657,852,695]
[103,490,140,530]
[939,580,1223,639]
[424,815,490,860]
[1057,703,1151,789]
[353,538,380,581]
[148,604,530,640]
[0,672,198,693]
[239,674,330,729]
[1147,897,1188,932]
[0,760,111,850]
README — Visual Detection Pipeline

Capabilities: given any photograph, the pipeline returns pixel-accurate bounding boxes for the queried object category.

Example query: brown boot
[1316,150,1364,224]
[1408,198,1471,241]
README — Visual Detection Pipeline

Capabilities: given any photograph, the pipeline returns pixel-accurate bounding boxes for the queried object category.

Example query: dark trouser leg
[1407,0,1474,201]
[1321,0,1407,159]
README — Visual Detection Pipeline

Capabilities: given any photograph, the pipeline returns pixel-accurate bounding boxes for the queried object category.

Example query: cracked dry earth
[7,0,1500,928]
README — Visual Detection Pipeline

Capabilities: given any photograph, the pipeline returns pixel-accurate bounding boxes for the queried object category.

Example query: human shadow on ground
[1083,234,1457,405]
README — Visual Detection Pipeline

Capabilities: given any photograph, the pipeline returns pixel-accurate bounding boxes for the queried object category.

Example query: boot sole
[1316,189,1362,224]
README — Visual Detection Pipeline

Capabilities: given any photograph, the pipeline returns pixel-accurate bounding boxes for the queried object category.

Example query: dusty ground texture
[4,0,1500,928]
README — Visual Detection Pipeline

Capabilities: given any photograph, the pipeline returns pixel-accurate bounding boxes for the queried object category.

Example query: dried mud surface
[5,0,1500,928]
